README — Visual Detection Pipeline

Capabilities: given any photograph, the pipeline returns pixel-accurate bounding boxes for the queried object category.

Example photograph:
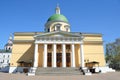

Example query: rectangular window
[55,24,61,31]
[56,26,60,31]
[7,60,9,63]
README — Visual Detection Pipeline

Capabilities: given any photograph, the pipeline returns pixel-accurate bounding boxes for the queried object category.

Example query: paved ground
[0,72,120,80]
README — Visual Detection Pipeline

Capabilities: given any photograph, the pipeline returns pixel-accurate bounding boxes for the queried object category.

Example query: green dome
[47,14,68,22]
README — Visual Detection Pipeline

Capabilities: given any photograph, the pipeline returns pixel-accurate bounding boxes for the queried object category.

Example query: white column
[71,44,75,67]
[62,44,66,67]
[52,44,56,67]
[43,44,47,67]
[80,43,85,68]
[33,43,38,67]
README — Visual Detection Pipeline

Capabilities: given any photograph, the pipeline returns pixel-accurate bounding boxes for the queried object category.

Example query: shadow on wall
[17,43,34,67]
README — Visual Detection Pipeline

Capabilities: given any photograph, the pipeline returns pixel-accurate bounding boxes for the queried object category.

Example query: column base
[27,67,37,76]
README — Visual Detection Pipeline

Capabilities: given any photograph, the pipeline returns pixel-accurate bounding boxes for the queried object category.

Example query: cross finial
[57,3,59,7]
[55,4,60,14]
[9,33,13,40]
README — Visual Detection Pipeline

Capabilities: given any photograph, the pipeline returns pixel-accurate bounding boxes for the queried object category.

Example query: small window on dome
[55,24,61,31]
[56,26,60,31]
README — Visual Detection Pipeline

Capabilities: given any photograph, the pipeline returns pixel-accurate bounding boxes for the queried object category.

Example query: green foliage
[106,38,120,70]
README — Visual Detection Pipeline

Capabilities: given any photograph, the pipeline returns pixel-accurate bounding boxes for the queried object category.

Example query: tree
[106,38,120,70]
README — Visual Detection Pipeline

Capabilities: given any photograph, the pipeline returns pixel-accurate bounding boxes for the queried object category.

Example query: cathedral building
[9,6,108,74]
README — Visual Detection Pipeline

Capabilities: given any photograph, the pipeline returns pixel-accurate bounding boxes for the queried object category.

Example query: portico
[33,33,85,68]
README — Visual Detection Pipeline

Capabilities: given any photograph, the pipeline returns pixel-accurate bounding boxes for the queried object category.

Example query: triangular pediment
[34,31,81,38]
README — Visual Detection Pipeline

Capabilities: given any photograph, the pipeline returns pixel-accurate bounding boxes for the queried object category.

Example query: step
[35,67,83,75]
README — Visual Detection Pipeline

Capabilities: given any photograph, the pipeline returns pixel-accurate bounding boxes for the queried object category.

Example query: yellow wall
[10,32,106,67]
[83,43,106,66]
[14,36,34,40]
[74,35,106,67]
[75,44,80,67]
[10,42,34,66]
[83,34,106,66]
[38,44,44,67]
[83,34,103,41]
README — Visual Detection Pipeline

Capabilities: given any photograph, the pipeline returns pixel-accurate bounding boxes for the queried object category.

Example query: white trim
[34,31,81,38]
[35,40,83,44]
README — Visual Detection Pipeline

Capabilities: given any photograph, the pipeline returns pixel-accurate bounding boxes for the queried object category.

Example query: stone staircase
[35,67,83,75]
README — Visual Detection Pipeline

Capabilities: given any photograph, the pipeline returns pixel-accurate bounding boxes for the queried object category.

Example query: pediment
[34,31,81,38]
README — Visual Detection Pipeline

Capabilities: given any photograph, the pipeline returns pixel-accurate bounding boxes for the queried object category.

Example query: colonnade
[33,43,84,68]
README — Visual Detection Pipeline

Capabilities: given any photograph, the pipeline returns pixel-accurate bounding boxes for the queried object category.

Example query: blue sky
[0,0,120,49]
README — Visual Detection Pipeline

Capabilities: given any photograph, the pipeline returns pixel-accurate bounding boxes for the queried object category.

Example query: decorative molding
[35,37,83,44]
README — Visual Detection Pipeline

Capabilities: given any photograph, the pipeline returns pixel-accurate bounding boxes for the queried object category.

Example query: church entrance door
[66,53,71,67]
[57,53,62,67]
[47,53,52,67]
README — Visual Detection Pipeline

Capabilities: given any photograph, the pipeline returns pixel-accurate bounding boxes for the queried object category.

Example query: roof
[47,14,68,22]
[5,43,13,46]
[34,31,82,38]
[0,49,11,53]
[13,32,102,36]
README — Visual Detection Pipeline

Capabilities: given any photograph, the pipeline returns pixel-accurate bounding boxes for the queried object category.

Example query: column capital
[71,43,75,45]
[80,42,84,45]
[34,42,38,44]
